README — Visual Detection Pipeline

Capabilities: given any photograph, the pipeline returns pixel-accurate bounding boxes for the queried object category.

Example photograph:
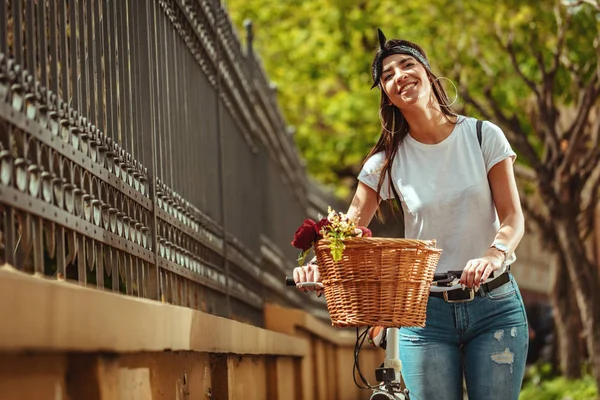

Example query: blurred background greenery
[226,0,596,197]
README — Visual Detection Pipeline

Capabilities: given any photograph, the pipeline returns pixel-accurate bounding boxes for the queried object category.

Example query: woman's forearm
[346,182,380,227]
[485,212,525,261]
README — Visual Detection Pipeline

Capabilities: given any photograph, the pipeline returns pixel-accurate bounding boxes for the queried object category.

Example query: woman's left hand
[460,253,503,289]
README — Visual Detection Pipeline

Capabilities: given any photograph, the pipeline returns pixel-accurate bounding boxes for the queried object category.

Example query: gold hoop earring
[435,76,459,107]
[379,104,405,135]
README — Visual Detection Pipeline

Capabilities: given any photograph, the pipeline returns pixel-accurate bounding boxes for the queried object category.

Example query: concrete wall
[265,304,382,400]
[512,224,552,302]
[0,265,379,400]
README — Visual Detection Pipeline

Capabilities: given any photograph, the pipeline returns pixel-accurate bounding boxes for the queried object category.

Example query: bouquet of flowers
[291,207,371,265]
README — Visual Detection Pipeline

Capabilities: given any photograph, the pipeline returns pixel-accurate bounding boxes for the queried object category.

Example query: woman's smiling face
[381,53,431,108]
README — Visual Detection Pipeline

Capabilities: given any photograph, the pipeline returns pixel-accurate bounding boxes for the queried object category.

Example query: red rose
[291,219,320,250]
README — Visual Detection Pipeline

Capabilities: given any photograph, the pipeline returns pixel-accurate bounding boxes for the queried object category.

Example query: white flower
[327,207,336,223]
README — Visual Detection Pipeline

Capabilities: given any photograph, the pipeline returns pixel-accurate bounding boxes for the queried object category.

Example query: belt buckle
[443,288,475,303]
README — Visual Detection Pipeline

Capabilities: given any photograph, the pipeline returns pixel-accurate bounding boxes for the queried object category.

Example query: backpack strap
[476,119,483,147]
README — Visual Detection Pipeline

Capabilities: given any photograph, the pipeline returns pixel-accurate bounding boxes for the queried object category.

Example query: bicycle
[285,269,476,400]
[285,277,410,400]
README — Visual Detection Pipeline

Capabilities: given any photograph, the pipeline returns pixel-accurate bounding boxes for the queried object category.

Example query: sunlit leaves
[225,0,598,198]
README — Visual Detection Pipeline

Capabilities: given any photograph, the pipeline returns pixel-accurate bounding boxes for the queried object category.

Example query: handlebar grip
[285,277,323,290]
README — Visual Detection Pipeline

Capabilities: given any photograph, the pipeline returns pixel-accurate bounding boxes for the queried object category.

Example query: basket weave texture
[314,237,442,328]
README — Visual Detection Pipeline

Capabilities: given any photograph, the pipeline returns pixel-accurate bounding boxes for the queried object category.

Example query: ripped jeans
[399,273,528,400]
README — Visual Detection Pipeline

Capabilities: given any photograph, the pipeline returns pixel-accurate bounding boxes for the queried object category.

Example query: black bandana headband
[371,29,431,89]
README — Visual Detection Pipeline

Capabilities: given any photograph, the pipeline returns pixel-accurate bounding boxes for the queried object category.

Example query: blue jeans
[399,274,529,400]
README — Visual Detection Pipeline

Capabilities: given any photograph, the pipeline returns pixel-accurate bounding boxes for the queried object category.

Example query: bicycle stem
[384,328,402,383]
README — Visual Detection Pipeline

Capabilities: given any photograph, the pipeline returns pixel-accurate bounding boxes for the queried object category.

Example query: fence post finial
[243,19,254,58]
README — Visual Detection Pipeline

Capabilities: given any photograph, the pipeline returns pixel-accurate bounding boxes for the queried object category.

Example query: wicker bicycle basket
[313,237,442,328]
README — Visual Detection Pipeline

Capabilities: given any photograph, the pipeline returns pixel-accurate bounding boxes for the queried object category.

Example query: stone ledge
[0,265,306,357]
[265,303,359,346]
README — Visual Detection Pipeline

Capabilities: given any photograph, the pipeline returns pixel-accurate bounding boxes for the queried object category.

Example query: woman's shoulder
[454,116,508,146]
[363,150,387,166]
[457,115,504,134]
[360,151,386,175]
[455,115,477,131]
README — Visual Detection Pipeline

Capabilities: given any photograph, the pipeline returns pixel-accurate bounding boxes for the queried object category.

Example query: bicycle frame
[286,278,410,399]
[369,328,409,400]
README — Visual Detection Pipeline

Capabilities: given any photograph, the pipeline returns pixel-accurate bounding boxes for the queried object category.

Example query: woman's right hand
[292,262,322,294]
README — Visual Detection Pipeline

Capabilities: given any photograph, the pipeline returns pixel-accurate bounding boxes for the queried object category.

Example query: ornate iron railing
[0,0,335,326]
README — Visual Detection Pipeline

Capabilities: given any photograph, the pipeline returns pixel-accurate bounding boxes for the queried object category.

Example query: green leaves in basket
[297,248,310,266]
[293,207,369,264]
[328,232,347,262]
[329,240,344,262]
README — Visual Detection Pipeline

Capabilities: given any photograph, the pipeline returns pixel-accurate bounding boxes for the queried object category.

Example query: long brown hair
[363,39,458,212]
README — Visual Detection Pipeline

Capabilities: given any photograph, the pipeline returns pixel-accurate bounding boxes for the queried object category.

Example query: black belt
[430,272,510,303]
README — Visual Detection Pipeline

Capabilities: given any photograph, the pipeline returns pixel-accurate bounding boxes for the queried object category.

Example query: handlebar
[286,271,461,288]
[285,276,324,290]
[285,277,296,286]
[286,270,481,292]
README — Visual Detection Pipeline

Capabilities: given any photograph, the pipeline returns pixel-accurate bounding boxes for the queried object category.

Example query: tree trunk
[555,220,600,389]
[551,255,583,378]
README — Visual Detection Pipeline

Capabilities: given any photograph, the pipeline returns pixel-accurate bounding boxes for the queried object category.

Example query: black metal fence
[0,0,337,326]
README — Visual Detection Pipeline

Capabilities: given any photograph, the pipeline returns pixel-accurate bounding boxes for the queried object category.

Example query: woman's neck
[402,106,456,144]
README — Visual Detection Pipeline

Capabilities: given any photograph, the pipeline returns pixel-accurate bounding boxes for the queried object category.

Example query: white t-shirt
[358,116,517,275]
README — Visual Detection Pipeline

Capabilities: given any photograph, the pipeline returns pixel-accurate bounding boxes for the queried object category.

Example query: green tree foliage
[520,363,598,400]
[225,0,598,198]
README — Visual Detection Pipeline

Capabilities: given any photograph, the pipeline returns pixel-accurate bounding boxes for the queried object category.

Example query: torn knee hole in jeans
[494,326,518,342]
[494,330,504,341]
[491,348,515,373]
[490,327,519,373]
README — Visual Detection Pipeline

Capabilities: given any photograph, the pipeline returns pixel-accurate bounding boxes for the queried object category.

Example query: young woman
[293,29,528,399]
